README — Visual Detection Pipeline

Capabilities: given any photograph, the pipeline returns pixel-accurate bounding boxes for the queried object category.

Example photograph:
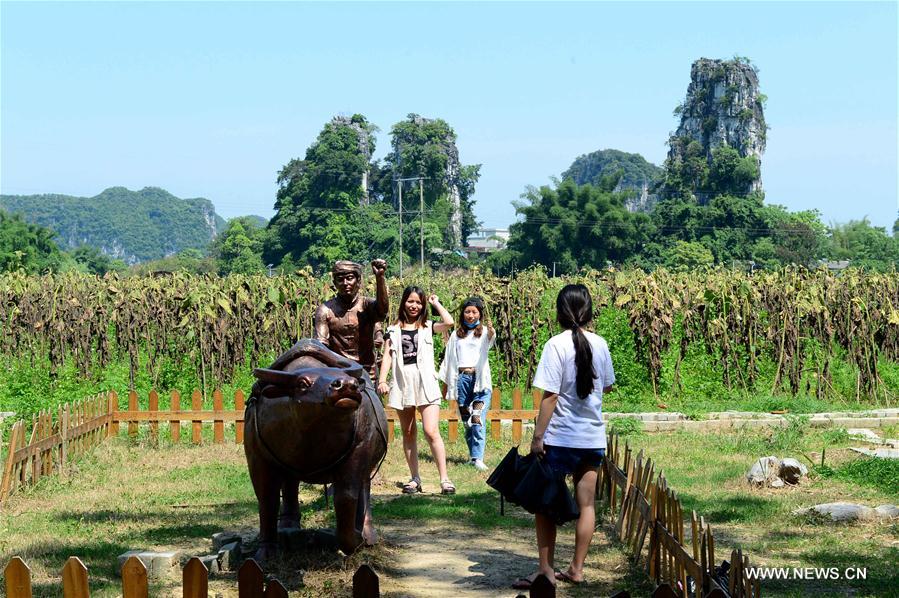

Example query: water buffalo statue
[245,339,388,560]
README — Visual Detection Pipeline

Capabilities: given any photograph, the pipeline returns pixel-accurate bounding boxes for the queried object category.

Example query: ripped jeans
[456,372,489,460]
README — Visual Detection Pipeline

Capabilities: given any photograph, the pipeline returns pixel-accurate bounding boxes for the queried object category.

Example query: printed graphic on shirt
[402,329,419,365]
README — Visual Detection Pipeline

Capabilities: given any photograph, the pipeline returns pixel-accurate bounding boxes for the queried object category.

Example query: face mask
[464,320,480,330]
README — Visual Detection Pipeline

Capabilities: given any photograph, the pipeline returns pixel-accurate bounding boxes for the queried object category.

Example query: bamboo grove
[1,268,897,404]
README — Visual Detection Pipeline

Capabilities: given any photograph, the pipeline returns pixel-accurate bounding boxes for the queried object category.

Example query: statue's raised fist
[371,259,388,276]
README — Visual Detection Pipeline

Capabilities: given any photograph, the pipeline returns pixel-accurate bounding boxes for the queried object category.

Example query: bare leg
[419,403,449,482]
[397,407,420,480]
[563,465,600,582]
[535,512,558,584]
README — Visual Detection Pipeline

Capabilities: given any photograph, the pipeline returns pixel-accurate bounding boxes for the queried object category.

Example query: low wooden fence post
[265,579,289,597]
[108,391,119,438]
[148,390,159,445]
[182,557,208,598]
[121,555,148,598]
[62,556,89,598]
[235,389,245,444]
[238,559,265,596]
[490,388,501,440]
[353,564,379,598]
[60,404,69,477]
[191,390,203,445]
[1,422,23,503]
[213,389,224,444]
[170,390,181,443]
[448,399,459,443]
[511,389,522,443]
[4,556,31,598]
[128,391,139,439]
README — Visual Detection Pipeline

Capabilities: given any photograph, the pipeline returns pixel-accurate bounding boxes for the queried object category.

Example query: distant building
[818,260,851,272]
[465,228,510,251]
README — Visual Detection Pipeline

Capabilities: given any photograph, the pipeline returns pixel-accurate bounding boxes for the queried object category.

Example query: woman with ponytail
[513,284,615,590]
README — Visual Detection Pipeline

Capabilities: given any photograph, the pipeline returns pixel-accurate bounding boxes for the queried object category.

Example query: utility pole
[419,178,425,268]
[398,180,403,278]
[395,176,429,275]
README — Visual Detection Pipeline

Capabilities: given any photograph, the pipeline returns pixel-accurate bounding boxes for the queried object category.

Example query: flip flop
[555,570,586,584]
[511,577,532,590]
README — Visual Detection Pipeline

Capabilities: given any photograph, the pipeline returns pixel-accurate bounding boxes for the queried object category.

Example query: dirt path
[374,519,626,597]
[376,521,534,597]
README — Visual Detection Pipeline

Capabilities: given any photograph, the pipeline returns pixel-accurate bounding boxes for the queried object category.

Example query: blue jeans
[456,372,489,460]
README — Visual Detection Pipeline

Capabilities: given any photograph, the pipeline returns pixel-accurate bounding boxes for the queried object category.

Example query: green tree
[0,210,66,273]
[828,219,899,271]
[265,115,393,271]
[382,114,481,249]
[209,217,266,275]
[503,178,651,272]
[126,248,217,276]
[707,145,760,196]
[664,241,714,271]
[69,245,126,275]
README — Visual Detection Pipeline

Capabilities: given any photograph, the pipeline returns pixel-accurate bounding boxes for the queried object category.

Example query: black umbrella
[486,447,580,525]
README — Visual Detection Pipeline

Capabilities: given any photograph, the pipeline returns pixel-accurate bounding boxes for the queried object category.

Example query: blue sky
[2,1,897,230]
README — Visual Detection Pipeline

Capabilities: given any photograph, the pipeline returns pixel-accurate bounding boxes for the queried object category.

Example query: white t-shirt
[532,330,615,449]
[455,331,481,368]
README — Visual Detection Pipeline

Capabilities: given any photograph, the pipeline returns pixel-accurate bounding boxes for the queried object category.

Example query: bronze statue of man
[314,259,389,378]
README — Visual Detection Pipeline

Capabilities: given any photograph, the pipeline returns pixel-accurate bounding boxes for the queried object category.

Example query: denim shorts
[543,444,605,476]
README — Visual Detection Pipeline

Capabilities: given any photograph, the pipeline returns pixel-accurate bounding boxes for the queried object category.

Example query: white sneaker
[472,459,489,471]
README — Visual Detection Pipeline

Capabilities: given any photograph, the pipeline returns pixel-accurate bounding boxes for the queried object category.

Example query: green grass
[624,429,898,597]
[817,457,899,498]
[1,423,897,596]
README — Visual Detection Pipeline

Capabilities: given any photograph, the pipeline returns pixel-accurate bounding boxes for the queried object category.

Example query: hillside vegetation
[0,187,226,264]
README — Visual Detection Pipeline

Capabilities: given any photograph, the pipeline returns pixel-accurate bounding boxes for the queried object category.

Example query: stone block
[212,531,242,552]
[218,541,241,571]
[875,505,899,520]
[117,551,180,579]
[198,554,221,575]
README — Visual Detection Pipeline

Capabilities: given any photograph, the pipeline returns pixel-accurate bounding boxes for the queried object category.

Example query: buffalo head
[253,366,362,409]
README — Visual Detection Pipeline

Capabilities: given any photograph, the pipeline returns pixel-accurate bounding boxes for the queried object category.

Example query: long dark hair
[456,296,485,338]
[397,286,429,327]
[556,284,596,399]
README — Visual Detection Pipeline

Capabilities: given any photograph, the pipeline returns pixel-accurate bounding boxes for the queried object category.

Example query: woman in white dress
[377,286,456,494]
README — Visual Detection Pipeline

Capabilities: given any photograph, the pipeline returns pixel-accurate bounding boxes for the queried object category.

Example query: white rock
[746,456,781,485]
[875,505,899,520]
[793,502,878,522]
[769,478,785,488]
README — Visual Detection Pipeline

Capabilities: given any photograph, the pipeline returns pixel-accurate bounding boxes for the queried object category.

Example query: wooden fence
[0,394,112,504]
[3,556,382,597]
[599,433,761,598]
[0,388,543,504]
